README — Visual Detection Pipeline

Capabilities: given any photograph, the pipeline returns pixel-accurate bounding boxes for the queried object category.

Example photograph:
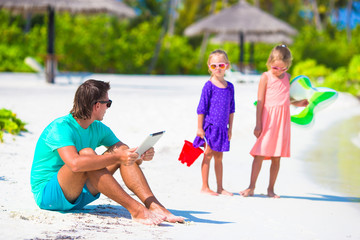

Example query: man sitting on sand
[30,79,184,225]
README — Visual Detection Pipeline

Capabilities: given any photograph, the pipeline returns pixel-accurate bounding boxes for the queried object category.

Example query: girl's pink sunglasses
[209,63,228,70]
[271,66,288,71]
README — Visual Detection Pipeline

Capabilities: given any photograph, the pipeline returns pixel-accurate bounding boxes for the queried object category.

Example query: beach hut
[184,0,297,71]
[0,0,135,83]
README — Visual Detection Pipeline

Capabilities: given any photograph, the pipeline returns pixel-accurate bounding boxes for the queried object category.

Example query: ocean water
[305,115,360,198]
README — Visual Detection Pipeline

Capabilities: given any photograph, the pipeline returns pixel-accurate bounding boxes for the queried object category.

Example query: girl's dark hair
[70,79,110,120]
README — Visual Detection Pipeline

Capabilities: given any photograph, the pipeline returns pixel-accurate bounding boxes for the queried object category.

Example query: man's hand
[140,147,155,161]
[121,148,139,166]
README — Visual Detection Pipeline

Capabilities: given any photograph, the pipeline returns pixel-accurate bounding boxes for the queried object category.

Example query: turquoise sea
[305,115,360,199]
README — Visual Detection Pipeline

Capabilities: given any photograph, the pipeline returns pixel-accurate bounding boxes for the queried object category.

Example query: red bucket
[178,140,204,167]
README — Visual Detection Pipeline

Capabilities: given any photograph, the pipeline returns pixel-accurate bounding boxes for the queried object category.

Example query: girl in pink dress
[240,45,308,198]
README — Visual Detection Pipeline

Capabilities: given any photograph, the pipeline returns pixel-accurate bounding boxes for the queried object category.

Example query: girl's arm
[197,114,205,138]
[254,73,268,138]
[288,73,309,107]
[291,99,309,107]
[228,113,234,141]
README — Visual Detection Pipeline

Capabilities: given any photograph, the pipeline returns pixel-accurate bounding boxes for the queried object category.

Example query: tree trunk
[327,0,335,21]
[346,0,353,42]
[167,0,179,36]
[311,0,323,31]
[196,0,217,68]
[147,0,171,74]
[46,7,56,84]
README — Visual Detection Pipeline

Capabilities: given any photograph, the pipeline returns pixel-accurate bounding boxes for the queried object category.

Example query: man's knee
[79,148,97,156]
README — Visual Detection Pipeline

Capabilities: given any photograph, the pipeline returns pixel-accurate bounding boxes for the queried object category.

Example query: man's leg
[58,148,164,225]
[119,163,185,223]
[57,164,88,203]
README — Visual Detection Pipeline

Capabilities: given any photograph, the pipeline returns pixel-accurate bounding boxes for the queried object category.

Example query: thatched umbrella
[184,0,297,71]
[212,32,294,45]
[0,0,135,83]
[211,32,294,68]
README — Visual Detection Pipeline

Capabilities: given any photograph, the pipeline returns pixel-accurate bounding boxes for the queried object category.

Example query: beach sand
[0,73,360,240]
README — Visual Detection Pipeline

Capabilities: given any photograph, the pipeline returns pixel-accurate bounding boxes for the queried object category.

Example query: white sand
[0,73,360,240]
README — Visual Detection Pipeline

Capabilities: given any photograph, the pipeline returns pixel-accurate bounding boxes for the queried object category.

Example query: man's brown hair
[70,79,110,120]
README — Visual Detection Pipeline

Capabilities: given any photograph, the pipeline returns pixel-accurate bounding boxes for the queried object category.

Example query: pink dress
[250,71,291,160]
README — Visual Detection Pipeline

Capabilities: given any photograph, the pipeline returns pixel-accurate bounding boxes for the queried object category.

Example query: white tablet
[135,131,165,157]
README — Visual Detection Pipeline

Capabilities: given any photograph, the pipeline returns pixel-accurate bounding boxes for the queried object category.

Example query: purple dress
[193,80,235,152]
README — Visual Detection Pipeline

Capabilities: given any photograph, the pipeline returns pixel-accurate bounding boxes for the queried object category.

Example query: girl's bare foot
[217,189,233,196]
[240,188,254,197]
[201,187,219,196]
[267,189,280,198]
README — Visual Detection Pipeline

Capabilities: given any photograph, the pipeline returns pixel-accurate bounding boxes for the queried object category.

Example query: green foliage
[322,67,349,92]
[322,67,360,96]
[318,54,360,96]
[348,54,360,81]
[291,26,350,69]
[292,59,331,82]
[1,1,360,95]
[156,34,198,74]
[113,17,162,73]
[0,108,27,143]
[0,10,47,72]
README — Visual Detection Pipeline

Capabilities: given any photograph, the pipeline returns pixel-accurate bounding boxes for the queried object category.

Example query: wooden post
[239,31,244,72]
[249,42,254,71]
[46,6,55,84]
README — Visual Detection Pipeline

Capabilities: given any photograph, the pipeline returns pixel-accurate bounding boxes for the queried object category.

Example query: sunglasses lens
[107,100,112,108]
[210,64,216,70]
[219,64,226,69]
[272,66,287,71]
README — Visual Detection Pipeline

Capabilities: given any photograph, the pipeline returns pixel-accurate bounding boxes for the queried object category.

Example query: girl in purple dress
[193,50,235,196]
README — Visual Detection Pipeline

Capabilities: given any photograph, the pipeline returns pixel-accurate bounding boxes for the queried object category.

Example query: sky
[331,1,360,29]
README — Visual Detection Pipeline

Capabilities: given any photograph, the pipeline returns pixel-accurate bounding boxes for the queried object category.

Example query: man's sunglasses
[95,99,112,108]
[208,63,228,70]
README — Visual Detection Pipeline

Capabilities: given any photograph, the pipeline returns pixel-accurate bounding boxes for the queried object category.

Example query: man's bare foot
[149,204,185,223]
[201,188,219,196]
[240,188,254,197]
[217,189,233,196]
[267,190,280,198]
[131,205,165,225]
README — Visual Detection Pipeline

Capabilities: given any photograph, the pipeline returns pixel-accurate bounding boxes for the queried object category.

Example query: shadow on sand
[281,193,360,203]
[235,193,360,203]
[68,204,233,225]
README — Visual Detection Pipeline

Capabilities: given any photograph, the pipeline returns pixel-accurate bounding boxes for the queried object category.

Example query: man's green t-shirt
[30,114,119,206]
